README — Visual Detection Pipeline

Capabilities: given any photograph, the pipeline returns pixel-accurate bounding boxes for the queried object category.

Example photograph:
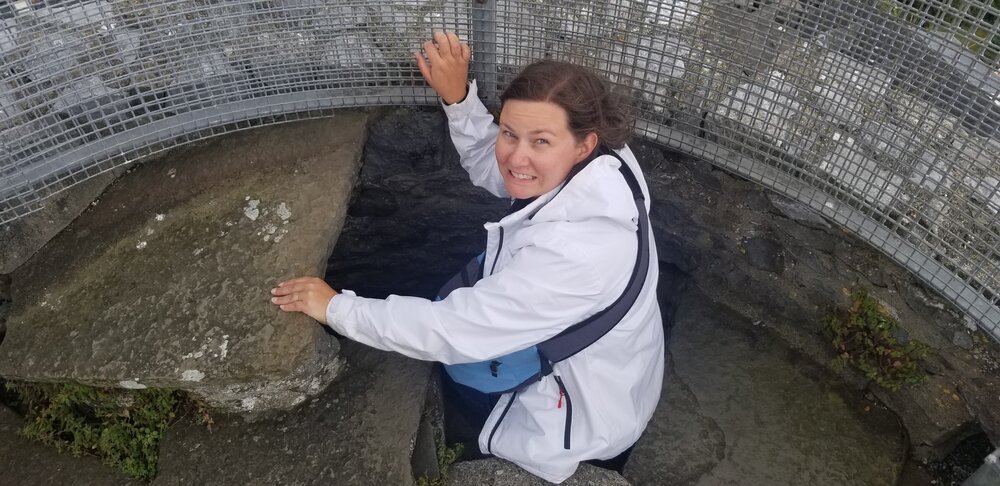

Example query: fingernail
[271,297,277,303]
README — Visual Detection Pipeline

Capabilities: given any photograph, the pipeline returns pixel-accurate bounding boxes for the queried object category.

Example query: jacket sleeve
[442,79,509,198]
[325,226,612,364]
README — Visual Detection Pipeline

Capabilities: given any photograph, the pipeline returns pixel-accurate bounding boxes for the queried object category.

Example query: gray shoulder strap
[536,150,650,366]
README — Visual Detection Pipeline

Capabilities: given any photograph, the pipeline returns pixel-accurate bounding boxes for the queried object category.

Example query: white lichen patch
[155,213,165,221]
[193,248,204,256]
[183,334,230,361]
[244,199,261,221]
[264,223,277,235]
[241,397,257,411]
[274,228,288,243]
[276,202,292,221]
[38,291,63,310]
[181,369,206,382]
[145,228,154,236]
[136,241,147,250]
[167,168,177,178]
[119,380,147,389]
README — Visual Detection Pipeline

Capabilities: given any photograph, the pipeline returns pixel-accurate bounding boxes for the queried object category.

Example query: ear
[574,132,599,163]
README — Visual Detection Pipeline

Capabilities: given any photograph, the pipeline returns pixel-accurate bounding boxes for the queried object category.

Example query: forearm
[442,80,508,197]
[325,237,610,365]
[326,292,519,364]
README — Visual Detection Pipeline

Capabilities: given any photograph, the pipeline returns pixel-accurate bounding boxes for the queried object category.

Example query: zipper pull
[557,389,563,409]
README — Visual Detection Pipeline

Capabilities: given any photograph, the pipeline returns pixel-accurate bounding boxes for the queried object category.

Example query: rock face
[153,341,432,486]
[0,404,139,486]
[0,115,367,413]
[633,138,1000,460]
[0,172,117,275]
[446,459,630,486]
[624,286,906,485]
[326,108,507,300]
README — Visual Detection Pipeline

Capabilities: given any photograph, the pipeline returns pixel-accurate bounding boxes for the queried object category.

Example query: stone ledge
[0,114,367,412]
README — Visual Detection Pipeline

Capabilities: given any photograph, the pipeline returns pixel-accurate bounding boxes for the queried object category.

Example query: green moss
[3,381,209,482]
[824,287,930,391]
[416,442,464,486]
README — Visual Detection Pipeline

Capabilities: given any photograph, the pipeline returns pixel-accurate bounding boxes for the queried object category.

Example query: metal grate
[1,0,999,342]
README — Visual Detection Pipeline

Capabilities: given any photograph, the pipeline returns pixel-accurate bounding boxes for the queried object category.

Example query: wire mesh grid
[1,0,999,341]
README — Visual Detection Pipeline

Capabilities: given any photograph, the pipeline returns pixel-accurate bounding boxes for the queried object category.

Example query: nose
[508,142,531,167]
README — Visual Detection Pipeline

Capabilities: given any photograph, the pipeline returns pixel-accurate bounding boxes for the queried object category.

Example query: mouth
[508,170,537,182]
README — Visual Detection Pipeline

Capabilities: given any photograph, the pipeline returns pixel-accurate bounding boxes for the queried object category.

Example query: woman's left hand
[270,277,338,325]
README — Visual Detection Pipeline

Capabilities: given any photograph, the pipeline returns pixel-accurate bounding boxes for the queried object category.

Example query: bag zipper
[487,391,517,454]
[554,376,573,450]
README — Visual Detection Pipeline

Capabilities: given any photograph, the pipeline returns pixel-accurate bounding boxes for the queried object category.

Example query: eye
[502,130,516,139]
[535,138,549,145]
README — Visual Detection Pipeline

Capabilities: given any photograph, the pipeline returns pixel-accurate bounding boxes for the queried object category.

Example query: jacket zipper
[554,376,573,450]
[483,224,509,453]
[487,391,517,454]
[488,226,504,276]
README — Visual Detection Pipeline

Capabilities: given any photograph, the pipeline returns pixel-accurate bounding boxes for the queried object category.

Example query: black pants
[439,366,634,471]
[441,366,501,460]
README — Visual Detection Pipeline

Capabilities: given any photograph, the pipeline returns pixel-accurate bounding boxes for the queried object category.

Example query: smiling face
[495,99,598,199]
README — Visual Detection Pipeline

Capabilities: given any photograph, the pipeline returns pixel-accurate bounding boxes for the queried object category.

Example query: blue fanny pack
[437,150,650,394]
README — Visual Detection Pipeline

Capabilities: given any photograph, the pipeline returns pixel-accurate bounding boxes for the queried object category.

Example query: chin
[504,184,536,199]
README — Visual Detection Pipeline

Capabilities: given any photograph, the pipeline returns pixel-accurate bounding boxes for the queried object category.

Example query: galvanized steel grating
[0,0,999,341]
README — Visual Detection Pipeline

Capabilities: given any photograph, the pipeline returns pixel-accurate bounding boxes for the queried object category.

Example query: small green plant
[416,442,464,486]
[3,381,205,481]
[824,287,930,390]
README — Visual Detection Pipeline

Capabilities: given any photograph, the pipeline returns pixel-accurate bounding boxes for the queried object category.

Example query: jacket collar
[496,146,620,226]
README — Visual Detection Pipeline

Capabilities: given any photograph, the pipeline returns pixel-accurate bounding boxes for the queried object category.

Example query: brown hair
[499,60,633,149]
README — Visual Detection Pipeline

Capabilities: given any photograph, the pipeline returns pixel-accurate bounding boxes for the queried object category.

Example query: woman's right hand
[414,30,471,105]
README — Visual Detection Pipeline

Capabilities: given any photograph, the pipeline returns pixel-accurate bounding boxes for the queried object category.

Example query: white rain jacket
[326,80,664,483]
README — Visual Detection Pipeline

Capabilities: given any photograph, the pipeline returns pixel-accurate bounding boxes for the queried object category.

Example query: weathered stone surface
[154,341,431,486]
[636,136,1000,460]
[625,287,906,486]
[446,458,630,486]
[0,173,115,275]
[0,404,139,486]
[0,115,367,412]
[0,274,9,343]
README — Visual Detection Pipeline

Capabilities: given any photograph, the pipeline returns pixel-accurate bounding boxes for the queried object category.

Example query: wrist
[442,85,469,106]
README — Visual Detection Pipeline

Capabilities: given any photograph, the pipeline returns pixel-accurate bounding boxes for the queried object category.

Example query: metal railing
[1,0,999,341]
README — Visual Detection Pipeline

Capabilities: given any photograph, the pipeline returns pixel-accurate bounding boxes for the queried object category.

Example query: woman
[271,31,664,483]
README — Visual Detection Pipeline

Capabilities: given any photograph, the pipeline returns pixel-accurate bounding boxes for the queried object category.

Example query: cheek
[495,143,511,165]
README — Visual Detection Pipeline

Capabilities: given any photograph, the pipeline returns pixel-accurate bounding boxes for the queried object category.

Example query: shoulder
[529,151,639,228]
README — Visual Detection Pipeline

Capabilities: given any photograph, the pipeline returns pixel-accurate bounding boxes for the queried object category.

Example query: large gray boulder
[0,115,366,413]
